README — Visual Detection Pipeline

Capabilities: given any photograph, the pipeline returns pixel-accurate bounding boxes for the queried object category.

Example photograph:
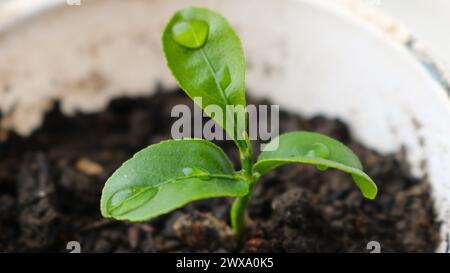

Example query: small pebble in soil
[173,211,236,251]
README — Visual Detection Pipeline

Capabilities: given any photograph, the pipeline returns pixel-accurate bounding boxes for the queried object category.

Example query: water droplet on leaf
[182,167,193,176]
[171,19,209,49]
[306,143,330,159]
[107,186,158,216]
[182,166,212,180]
[216,66,231,91]
[108,188,133,208]
[306,143,330,171]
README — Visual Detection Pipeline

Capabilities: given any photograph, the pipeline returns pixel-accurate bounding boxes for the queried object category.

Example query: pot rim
[1,0,449,102]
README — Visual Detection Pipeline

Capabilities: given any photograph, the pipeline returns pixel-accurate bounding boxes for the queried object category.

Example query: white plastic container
[1,0,449,252]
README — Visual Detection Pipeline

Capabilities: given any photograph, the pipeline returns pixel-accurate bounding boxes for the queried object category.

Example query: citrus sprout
[100,7,377,239]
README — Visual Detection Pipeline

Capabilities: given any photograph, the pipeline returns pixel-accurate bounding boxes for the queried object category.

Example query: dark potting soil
[0,90,440,252]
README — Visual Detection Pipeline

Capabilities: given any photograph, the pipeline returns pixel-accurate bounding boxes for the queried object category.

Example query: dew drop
[171,19,209,49]
[216,66,231,91]
[306,143,330,171]
[107,186,158,216]
[182,167,211,180]
[182,167,193,176]
[306,143,330,159]
[108,188,133,208]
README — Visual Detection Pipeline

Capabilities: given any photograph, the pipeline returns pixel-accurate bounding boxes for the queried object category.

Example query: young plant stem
[230,188,252,239]
[231,139,258,240]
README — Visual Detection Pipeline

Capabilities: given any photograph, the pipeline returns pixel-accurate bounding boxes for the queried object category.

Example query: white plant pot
[1,0,449,252]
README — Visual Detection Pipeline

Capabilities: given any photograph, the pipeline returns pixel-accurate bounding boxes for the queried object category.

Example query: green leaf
[100,139,248,221]
[162,7,246,146]
[254,131,378,199]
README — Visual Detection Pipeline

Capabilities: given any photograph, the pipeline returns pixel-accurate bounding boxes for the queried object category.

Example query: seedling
[100,7,377,239]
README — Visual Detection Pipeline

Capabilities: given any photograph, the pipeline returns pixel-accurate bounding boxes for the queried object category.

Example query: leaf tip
[352,174,378,200]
